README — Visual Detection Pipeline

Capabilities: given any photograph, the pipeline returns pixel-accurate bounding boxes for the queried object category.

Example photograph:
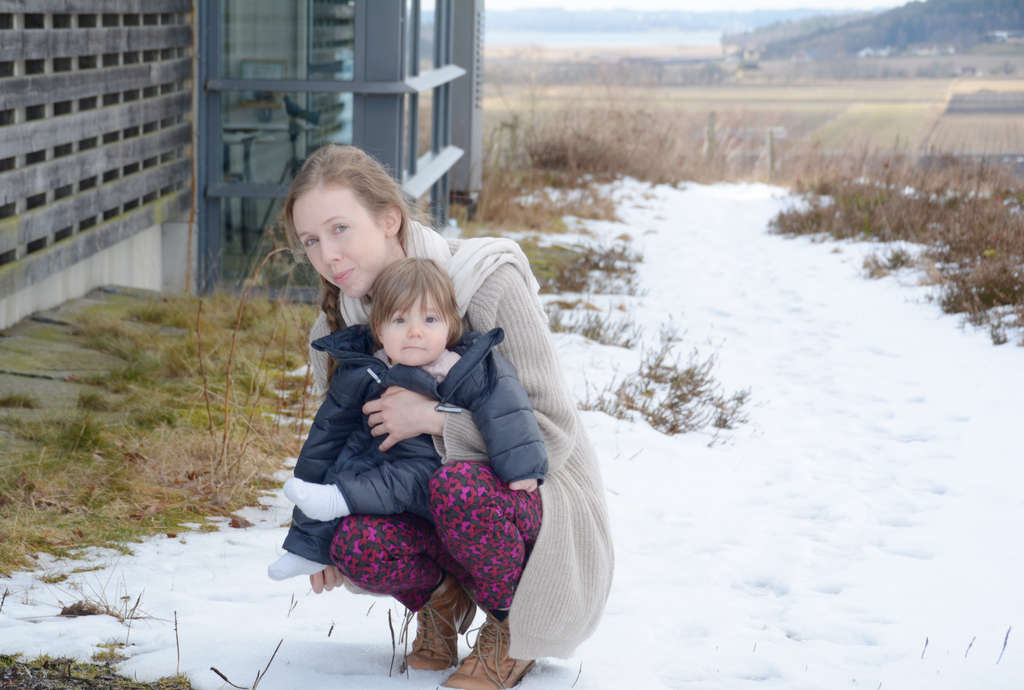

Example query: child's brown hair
[369,258,462,348]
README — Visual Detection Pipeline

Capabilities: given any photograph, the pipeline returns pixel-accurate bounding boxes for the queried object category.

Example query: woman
[281,144,613,689]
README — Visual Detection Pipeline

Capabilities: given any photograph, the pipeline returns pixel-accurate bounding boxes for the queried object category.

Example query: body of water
[484,29,723,47]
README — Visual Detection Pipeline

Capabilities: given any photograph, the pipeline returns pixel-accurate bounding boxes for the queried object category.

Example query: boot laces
[466,618,513,688]
[414,599,458,657]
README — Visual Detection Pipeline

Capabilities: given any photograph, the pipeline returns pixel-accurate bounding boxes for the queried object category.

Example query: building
[0,0,484,328]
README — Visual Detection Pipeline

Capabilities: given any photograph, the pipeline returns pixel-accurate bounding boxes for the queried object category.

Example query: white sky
[486,0,908,11]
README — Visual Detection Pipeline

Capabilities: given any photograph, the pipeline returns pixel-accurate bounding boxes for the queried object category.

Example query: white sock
[284,477,350,521]
[267,552,325,581]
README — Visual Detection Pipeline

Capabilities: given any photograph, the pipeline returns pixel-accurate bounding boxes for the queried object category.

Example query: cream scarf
[309,220,540,394]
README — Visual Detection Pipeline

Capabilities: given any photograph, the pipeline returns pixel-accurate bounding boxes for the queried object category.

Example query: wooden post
[766,127,775,181]
[704,111,717,163]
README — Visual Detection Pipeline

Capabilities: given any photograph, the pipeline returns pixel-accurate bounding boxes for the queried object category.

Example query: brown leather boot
[442,614,535,689]
[406,574,477,671]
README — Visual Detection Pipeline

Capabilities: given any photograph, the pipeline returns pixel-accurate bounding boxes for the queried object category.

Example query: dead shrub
[580,328,750,438]
[939,256,1024,320]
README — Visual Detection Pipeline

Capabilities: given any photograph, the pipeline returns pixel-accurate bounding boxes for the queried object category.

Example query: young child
[269,258,547,581]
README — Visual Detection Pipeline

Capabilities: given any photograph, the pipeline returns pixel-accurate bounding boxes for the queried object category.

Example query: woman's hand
[363,387,445,451]
[509,478,538,493]
[310,566,345,594]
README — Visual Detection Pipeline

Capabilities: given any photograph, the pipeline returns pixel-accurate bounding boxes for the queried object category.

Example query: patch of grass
[580,327,750,438]
[77,392,114,412]
[459,167,617,236]
[0,654,192,689]
[0,393,37,409]
[863,246,914,279]
[127,300,191,329]
[0,290,318,575]
[515,236,643,296]
[41,572,70,584]
[129,406,177,431]
[92,642,129,664]
[547,304,641,348]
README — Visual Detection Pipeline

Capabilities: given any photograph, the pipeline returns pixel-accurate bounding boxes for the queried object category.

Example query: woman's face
[292,185,405,299]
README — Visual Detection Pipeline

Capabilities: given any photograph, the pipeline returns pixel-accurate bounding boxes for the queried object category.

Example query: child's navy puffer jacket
[282,324,548,566]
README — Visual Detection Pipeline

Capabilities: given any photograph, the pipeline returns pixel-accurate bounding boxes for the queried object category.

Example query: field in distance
[483,71,1024,157]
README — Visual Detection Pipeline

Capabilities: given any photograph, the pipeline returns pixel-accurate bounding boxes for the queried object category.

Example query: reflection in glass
[219,0,355,285]
[220,195,321,287]
[419,0,436,71]
[222,0,354,81]
[221,90,352,187]
[221,0,355,187]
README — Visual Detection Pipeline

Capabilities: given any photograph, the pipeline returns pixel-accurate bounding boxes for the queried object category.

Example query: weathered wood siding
[0,3,193,298]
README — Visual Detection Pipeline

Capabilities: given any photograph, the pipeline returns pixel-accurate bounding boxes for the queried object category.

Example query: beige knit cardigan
[306,246,614,660]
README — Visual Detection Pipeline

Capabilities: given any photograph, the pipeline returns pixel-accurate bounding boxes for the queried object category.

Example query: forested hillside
[742,0,1024,58]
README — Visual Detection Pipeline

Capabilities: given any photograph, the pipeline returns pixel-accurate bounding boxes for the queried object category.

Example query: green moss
[0,654,193,689]
[92,642,129,664]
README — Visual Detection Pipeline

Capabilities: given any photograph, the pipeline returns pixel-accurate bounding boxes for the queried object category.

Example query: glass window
[219,195,321,287]
[419,0,435,71]
[214,1,357,288]
[220,1,354,185]
[310,0,356,81]
[222,0,354,81]
[220,89,353,186]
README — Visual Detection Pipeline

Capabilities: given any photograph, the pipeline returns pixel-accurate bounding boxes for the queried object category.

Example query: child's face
[378,298,450,367]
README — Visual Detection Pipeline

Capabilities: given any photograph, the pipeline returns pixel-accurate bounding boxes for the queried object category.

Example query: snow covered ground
[2,180,1022,689]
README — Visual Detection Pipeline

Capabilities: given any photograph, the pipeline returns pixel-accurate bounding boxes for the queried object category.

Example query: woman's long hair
[282,145,422,378]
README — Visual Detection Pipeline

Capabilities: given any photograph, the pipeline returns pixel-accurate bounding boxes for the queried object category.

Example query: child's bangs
[391,277,446,320]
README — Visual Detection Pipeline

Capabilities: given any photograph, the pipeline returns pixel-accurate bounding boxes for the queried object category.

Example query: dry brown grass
[482,104,770,189]
[472,92,894,234]
[0,290,317,574]
[475,72,1024,217]
[466,103,770,237]
[925,113,1024,155]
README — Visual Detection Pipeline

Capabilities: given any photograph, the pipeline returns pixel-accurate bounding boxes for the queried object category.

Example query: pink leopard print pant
[329,462,542,613]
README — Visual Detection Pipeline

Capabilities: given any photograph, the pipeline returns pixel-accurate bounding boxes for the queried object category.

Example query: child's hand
[310,565,345,594]
[364,386,444,451]
[509,478,538,493]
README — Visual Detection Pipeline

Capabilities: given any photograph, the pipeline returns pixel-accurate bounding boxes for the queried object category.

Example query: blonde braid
[319,277,343,382]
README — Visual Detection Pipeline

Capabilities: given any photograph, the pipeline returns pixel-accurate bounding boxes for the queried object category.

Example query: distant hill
[474,8,858,35]
[722,12,874,51]
[749,0,1024,59]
